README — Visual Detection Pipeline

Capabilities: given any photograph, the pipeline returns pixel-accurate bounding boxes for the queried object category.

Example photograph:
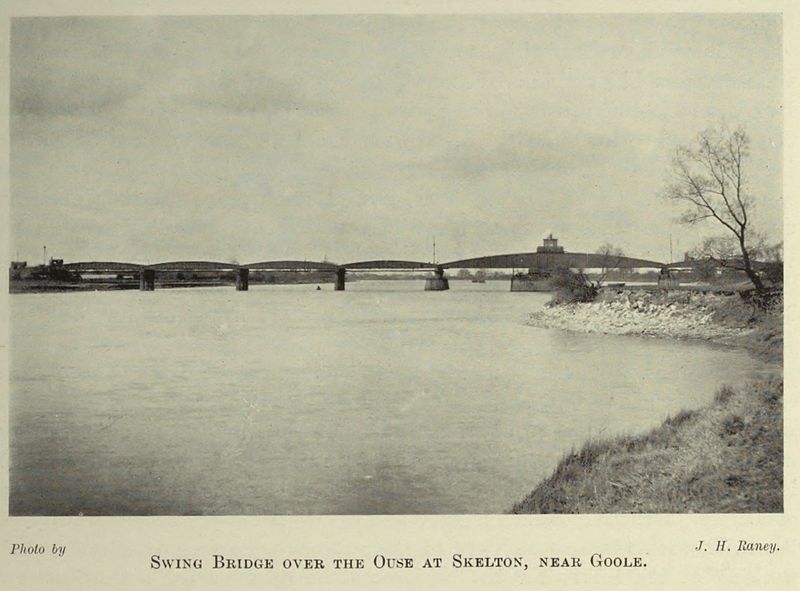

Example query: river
[9,280,767,515]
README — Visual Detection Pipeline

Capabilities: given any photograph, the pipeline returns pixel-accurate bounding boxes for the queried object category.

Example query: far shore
[513,288,783,513]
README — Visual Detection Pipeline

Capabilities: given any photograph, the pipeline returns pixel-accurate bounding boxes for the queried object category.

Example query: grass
[512,292,783,514]
[511,378,783,513]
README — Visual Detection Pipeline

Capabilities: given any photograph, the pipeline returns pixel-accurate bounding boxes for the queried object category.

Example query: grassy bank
[513,292,782,513]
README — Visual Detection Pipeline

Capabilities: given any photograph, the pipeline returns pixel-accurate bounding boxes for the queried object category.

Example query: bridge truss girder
[60,251,667,275]
[244,260,338,272]
[341,260,436,271]
[441,252,665,270]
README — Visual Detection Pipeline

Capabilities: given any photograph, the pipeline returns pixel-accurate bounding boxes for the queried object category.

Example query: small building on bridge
[512,235,566,292]
[536,234,564,254]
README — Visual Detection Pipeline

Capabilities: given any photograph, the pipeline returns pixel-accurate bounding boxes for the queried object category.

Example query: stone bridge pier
[335,267,346,291]
[139,268,155,291]
[235,268,249,291]
[424,266,450,291]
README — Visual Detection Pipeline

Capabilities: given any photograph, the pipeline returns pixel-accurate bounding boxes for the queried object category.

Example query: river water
[9,280,767,515]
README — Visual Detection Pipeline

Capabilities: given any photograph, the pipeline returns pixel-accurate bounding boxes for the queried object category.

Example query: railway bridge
[60,236,665,292]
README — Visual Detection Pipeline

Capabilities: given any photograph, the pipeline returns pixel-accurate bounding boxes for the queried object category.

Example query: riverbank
[528,289,782,363]
[513,289,783,513]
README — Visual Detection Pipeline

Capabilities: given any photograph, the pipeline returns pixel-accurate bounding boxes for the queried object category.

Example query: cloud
[12,73,140,116]
[174,69,328,114]
[421,131,617,177]
[10,17,162,116]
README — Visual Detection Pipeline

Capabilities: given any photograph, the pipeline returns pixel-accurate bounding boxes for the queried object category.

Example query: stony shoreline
[527,290,755,344]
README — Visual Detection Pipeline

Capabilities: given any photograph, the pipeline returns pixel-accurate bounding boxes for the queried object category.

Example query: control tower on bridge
[536,234,564,254]
[512,234,566,291]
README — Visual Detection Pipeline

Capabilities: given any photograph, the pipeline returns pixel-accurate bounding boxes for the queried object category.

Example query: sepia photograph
[7,11,783,519]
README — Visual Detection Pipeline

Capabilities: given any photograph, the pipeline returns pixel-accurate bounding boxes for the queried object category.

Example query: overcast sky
[10,14,782,265]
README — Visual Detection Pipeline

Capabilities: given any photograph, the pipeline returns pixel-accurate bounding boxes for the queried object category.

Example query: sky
[9,14,783,265]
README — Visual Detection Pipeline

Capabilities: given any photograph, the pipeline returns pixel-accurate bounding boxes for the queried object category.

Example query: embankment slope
[512,290,782,513]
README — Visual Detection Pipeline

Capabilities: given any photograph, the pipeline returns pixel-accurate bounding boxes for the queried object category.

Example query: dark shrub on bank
[739,286,783,315]
[722,414,745,436]
[714,385,736,404]
[761,261,783,285]
[550,269,599,304]
[663,408,697,428]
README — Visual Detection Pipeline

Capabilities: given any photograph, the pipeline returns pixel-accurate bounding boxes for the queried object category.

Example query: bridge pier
[335,267,346,291]
[235,268,249,291]
[424,266,449,291]
[139,268,155,291]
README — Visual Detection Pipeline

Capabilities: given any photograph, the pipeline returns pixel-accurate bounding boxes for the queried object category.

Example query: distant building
[9,256,79,284]
[536,234,565,254]
[9,261,27,281]
[511,235,565,292]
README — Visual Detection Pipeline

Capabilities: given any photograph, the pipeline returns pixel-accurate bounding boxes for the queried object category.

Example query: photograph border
[1,1,797,589]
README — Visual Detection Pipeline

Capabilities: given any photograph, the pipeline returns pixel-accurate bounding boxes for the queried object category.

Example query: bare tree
[456,268,472,280]
[595,242,625,283]
[596,242,625,258]
[687,236,737,282]
[663,124,767,296]
[691,235,738,260]
[691,232,781,264]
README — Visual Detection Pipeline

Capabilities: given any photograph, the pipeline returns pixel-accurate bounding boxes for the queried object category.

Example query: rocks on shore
[528,290,753,342]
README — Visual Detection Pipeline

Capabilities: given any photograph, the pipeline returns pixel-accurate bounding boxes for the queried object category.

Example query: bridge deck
[61,252,667,274]
[63,261,143,272]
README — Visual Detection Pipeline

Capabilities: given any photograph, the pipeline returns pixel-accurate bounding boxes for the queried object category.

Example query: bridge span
[58,237,666,292]
[441,252,664,270]
[60,254,665,291]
